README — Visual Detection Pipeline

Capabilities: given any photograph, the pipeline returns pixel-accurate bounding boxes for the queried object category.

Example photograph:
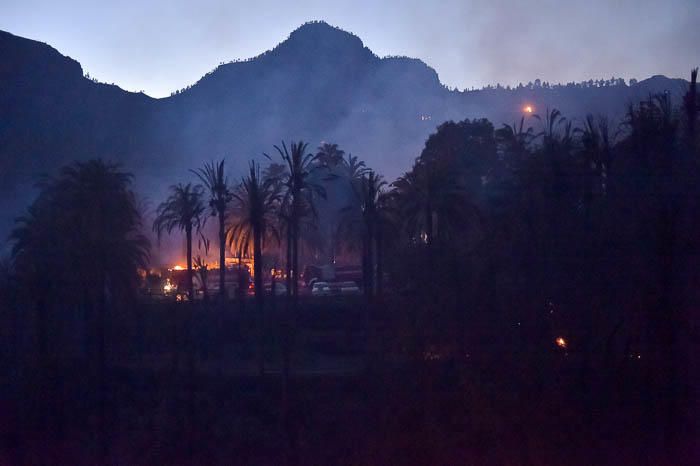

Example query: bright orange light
[524,105,534,114]
[172,265,185,271]
[163,278,176,294]
[555,337,567,349]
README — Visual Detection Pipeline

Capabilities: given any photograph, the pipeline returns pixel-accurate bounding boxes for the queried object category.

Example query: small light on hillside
[523,105,534,114]
[555,336,567,349]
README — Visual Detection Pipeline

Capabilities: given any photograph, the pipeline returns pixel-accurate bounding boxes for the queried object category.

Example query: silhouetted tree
[153,183,206,301]
[192,160,232,300]
[341,170,387,297]
[194,233,211,302]
[11,159,149,460]
[273,141,325,300]
[341,153,368,183]
[229,161,281,375]
[316,142,345,168]
[152,182,205,457]
[496,116,533,164]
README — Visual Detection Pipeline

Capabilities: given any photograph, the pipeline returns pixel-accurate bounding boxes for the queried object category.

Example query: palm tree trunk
[286,226,293,300]
[425,206,433,245]
[219,211,226,300]
[254,224,265,376]
[367,221,374,298]
[237,251,245,313]
[376,227,383,298]
[186,226,194,301]
[362,236,369,298]
[292,220,299,301]
[202,279,209,303]
[291,217,301,373]
[284,226,292,378]
[97,270,108,461]
[185,225,196,457]
[284,221,299,466]
[364,221,375,370]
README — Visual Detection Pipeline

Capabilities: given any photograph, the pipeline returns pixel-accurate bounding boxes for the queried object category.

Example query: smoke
[1,19,694,261]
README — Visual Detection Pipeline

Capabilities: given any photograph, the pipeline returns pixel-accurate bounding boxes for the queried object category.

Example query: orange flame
[555,337,567,349]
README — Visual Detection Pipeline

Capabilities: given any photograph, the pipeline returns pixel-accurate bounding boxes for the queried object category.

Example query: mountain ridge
[0,21,691,247]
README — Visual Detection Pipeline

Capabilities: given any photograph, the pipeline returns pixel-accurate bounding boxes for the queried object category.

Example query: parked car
[338,281,361,295]
[311,281,332,296]
[264,281,287,296]
[304,264,362,288]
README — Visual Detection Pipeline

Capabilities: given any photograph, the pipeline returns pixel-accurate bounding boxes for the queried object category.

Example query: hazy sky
[1,0,698,98]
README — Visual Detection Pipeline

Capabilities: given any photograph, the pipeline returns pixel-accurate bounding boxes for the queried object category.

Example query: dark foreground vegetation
[3,297,691,465]
[1,70,699,465]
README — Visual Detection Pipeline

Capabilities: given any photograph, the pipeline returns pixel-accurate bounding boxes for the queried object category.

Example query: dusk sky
[1,0,698,98]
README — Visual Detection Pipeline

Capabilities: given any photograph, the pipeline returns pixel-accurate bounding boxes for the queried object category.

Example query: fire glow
[163,278,176,294]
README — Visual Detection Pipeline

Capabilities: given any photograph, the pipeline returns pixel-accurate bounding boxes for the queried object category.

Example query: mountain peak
[277,21,372,59]
[289,21,361,42]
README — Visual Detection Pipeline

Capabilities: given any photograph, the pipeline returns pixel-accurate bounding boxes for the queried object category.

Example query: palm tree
[342,153,368,181]
[152,182,204,456]
[153,183,206,301]
[53,160,150,300]
[264,162,288,182]
[575,114,615,408]
[273,141,326,300]
[316,142,345,168]
[11,198,54,364]
[340,170,387,297]
[533,107,571,157]
[194,233,211,302]
[392,169,432,244]
[272,142,324,460]
[309,143,349,263]
[365,173,392,298]
[579,114,602,204]
[392,161,467,245]
[15,161,150,364]
[331,153,368,259]
[192,160,232,300]
[617,93,682,451]
[12,159,150,461]
[228,161,281,374]
[532,107,576,237]
[496,116,533,165]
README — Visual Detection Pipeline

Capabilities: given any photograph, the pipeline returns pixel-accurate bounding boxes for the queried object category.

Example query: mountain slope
[0,21,690,244]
